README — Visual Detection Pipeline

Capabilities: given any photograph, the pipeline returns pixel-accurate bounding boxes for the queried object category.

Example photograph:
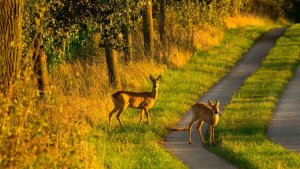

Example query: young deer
[109,75,161,127]
[188,100,220,145]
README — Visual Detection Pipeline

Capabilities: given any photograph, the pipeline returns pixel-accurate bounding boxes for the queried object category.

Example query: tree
[283,0,300,22]
[142,0,154,58]
[23,1,49,99]
[0,1,24,167]
[0,0,24,99]
[123,0,133,63]
[159,0,166,45]
[46,0,123,87]
[105,47,119,87]
[47,0,143,87]
[34,45,49,98]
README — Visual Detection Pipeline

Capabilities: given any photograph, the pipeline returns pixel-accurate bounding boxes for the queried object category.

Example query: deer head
[208,100,220,115]
[150,75,161,89]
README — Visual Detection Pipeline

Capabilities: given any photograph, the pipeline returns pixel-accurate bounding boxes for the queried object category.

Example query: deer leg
[144,108,150,125]
[139,109,144,124]
[209,125,213,145]
[116,106,127,127]
[109,107,119,126]
[197,121,205,145]
[188,116,198,144]
[211,126,215,145]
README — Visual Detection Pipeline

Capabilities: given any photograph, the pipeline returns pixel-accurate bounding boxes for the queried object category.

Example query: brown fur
[188,100,220,145]
[109,75,161,127]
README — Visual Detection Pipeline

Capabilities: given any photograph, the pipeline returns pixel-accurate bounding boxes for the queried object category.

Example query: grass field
[208,24,300,169]
[90,26,275,168]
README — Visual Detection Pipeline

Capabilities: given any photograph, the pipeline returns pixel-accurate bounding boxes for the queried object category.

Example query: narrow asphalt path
[268,64,300,153]
[164,28,285,169]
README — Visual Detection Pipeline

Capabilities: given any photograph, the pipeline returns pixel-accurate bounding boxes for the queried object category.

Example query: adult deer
[109,75,161,127]
[188,100,220,145]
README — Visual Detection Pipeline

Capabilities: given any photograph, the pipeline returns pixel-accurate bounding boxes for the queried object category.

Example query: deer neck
[151,86,159,99]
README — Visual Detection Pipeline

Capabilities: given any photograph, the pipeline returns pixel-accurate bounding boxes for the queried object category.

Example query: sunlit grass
[208,24,300,169]
[193,24,224,50]
[224,15,275,29]
[85,26,271,168]
[46,57,167,168]
[167,47,193,67]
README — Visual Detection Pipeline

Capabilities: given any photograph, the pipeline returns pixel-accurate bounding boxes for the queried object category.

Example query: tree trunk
[124,0,132,63]
[159,0,166,45]
[0,1,24,167]
[187,0,194,52]
[105,46,119,88]
[0,0,24,98]
[142,0,154,58]
[34,47,49,99]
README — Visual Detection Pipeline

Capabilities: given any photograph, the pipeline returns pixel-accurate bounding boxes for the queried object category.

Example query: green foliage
[47,0,143,49]
[23,0,297,66]
[166,0,226,30]
[23,0,147,65]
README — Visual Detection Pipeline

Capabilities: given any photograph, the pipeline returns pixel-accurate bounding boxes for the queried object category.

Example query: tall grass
[208,24,300,169]
[224,15,274,28]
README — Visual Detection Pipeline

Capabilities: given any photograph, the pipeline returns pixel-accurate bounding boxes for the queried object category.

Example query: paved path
[268,64,300,153]
[164,28,285,169]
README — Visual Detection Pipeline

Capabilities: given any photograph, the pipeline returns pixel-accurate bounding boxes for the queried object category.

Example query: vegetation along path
[164,28,285,168]
[268,49,300,152]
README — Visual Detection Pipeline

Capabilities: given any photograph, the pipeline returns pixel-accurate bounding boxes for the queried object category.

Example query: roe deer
[109,75,161,127]
[188,100,220,145]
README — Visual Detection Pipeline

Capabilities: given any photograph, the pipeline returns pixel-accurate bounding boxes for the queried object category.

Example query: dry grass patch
[224,15,274,29]
[167,47,193,67]
[193,24,224,50]
[50,56,166,126]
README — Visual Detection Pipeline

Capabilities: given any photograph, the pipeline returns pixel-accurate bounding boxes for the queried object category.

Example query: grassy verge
[91,26,274,168]
[208,24,300,169]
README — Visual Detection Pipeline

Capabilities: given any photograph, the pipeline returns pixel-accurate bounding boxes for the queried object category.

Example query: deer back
[112,91,154,109]
[192,103,219,125]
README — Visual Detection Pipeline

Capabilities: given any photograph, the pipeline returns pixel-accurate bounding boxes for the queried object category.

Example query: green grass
[90,26,273,168]
[208,24,300,169]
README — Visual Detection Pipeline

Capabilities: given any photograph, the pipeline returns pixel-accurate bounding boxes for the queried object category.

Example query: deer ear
[216,100,220,107]
[157,75,162,80]
[150,75,154,80]
[208,100,213,106]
